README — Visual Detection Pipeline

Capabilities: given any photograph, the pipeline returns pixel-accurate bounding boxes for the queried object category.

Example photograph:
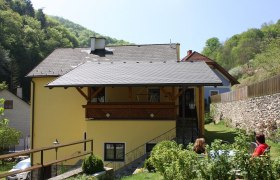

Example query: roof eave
[45,82,223,88]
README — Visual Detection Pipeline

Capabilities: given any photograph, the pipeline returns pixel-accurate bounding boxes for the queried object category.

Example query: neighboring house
[181,50,239,110]
[26,37,222,171]
[0,88,30,150]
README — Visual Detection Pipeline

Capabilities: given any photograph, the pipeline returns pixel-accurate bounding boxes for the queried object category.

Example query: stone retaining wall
[211,93,280,138]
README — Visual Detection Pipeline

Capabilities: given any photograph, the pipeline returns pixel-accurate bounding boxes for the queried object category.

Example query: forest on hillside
[0,0,129,100]
[202,20,280,87]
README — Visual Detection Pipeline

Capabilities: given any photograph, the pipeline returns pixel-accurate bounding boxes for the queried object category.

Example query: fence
[211,74,280,103]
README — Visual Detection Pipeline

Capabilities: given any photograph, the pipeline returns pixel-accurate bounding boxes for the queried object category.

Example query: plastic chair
[249,142,257,154]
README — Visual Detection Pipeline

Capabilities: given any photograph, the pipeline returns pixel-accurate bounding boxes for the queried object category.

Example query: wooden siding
[248,75,280,98]
[211,74,280,103]
[83,102,176,120]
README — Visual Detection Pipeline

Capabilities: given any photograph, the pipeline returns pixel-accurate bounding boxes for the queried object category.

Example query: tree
[24,0,35,17]
[0,82,21,154]
[0,45,11,84]
[36,8,46,28]
[202,37,221,60]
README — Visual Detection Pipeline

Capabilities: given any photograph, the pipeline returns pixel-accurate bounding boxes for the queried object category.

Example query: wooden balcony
[82,102,176,120]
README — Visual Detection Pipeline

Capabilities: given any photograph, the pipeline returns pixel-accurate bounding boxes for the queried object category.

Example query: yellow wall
[31,77,204,166]
[31,79,176,165]
[32,77,87,164]
[86,120,175,162]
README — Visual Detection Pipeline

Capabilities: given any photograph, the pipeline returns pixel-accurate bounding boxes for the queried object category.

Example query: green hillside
[0,0,129,100]
[201,20,280,87]
[52,16,130,47]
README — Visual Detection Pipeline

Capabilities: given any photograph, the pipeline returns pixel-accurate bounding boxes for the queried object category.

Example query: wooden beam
[173,89,183,101]
[76,87,89,101]
[128,87,132,102]
[160,87,175,101]
[88,87,91,100]
[172,87,175,99]
[198,86,203,137]
[92,87,104,98]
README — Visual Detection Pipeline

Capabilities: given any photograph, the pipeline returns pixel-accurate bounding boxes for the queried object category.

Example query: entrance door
[179,88,195,117]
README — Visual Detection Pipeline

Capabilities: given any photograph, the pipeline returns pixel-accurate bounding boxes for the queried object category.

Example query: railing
[0,139,93,179]
[211,74,280,103]
[105,127,176,171]
[83,102,176,120]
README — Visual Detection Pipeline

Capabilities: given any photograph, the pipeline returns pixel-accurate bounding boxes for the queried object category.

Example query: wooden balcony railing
[82,102,176,120]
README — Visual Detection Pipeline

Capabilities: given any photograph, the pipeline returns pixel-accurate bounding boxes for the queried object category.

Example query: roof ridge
[106,43,179,47]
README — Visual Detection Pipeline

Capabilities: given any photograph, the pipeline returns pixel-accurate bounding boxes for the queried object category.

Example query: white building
[0,88,30,150]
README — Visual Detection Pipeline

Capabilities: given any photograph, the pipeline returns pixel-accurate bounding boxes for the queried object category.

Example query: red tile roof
[181,51,239,85]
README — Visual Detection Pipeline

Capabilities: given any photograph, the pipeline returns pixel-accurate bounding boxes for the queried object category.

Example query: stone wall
[211,93,280,138]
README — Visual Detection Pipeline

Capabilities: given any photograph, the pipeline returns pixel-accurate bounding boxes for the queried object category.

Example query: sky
[31,0,280,58]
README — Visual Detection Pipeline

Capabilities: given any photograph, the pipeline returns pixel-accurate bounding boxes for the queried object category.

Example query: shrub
[149,141,182,177]
[272,157,280,179]
[148,134,280,180]
[82,154,104,175]
[144,158,155,172]
[204,112,213,124]
[207,139,235,180]
[149,141,198,180]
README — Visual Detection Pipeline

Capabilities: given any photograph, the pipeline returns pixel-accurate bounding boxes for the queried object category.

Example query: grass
[267,139,280,160]
[0,162,15,174]
[0,161,16,180]
[120,172,163,180]
[205,121,239,144]
[205,121,280,159]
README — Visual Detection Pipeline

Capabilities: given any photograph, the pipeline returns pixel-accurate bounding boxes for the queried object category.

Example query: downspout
[31,80,35,165]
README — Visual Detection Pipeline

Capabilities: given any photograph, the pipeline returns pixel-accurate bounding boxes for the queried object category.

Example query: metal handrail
[105,127,176,170]
[0,139,93,160]
[0,139,93,179]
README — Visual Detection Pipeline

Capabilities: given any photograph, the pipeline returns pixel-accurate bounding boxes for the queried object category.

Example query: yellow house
[27,37,222,174]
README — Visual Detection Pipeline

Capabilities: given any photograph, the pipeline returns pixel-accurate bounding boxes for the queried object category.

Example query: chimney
[90,37,106,52]
[17,86,22,99]
[187,50,192,56]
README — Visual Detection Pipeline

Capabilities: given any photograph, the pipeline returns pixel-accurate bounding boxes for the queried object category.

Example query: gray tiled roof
[26,44,178,77]
[47,61,222,87]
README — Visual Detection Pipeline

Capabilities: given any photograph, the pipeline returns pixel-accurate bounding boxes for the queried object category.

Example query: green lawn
[205,121,239,144]
[0,162,16,180]
[120,172,163,180]
[0,162,15,174]
[205,121,280,159]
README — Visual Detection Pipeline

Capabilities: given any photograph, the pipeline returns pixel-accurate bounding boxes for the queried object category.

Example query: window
[4,100,13,109]
[146,143,156,154]
[210,90,219,96]
[91,87,105,103]
[148,88,160,102]
[104,143,125,161]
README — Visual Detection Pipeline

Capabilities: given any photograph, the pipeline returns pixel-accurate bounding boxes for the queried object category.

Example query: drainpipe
[31,80,35,164]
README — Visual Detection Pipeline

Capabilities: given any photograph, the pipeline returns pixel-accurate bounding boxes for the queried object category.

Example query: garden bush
[148,132,280,180]
[82,154,104,175]
[144,158,155,172]
[149,140,198,180]
[204,112,213,124]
